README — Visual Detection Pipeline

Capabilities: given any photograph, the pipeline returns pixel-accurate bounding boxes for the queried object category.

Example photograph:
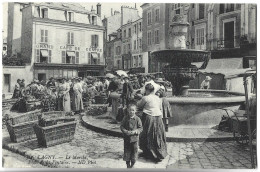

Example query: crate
[6,110,41,143]
[33,120,77,147]
[38,111,66,121]
[39,117,76,127]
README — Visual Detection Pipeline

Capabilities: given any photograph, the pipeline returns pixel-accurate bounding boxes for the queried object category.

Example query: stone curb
[81,116,235,142]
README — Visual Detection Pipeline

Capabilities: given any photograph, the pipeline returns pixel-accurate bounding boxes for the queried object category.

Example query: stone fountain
[151,15,210,96]
[150,15,245,126]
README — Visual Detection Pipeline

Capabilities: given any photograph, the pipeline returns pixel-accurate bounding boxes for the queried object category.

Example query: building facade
[141,3,172,73]
[7,2,29,56]
[20,2,105,81]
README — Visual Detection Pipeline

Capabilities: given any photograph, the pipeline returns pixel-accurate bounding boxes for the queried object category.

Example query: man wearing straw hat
[200,76,212,89]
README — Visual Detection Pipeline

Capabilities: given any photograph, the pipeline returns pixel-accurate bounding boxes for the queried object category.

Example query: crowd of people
[11,74,170,113]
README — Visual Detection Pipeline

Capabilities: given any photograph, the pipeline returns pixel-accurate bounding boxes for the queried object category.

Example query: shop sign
[60,45,80,51]
[86,47,102,52]
[35,44,53,49]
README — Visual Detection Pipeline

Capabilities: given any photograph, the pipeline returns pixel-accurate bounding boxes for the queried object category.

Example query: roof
[36,2,93,14]
[198,58,251,79]
[205,58,243,69]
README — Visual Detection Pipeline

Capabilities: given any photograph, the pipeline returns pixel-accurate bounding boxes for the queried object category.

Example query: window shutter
[97,53,100,64]
[36,49,40,62]
[48,50,52,63]
[91,35,94,47]
[71,12,74,22]
[76,52,79,64]
[71,32,74,45]
[62,51,66,63]
[96,35,99,47]
[67,32,70,44]
[72,56,75,64]
[88,52,91,64]
[41,30,44,42]
[45,30,48,43]
[65,11,67,21]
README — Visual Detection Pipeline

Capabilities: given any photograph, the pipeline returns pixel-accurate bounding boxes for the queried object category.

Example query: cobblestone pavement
[2,115,256,169]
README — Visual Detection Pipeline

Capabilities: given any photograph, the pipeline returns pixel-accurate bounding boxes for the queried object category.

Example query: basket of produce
[33,117,77,147]
[6,110,42,143]
[94,92,107,104]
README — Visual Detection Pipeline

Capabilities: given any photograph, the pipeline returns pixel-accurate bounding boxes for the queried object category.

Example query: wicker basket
[6,110,41,143]
[33,120,77,147]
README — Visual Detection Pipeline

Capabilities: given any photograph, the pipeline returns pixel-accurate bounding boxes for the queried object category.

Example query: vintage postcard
[1,1,257,169]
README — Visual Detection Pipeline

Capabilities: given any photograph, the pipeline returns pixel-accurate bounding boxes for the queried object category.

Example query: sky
[1,2,143,39]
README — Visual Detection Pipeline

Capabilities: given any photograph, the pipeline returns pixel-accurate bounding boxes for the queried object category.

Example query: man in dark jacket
[122,76,133,107]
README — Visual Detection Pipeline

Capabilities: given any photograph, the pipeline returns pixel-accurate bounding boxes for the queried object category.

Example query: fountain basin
[166,89,245,126]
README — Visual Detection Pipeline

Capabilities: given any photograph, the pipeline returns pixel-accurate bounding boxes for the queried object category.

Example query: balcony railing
[216,36,240,49]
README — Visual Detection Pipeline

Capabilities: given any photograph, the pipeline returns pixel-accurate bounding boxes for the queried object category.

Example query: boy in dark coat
[120,104,143,168]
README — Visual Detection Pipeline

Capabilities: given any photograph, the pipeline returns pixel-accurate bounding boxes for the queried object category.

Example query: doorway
[3,74,11,92]
[38,73,46,82]
[224,21,235,48]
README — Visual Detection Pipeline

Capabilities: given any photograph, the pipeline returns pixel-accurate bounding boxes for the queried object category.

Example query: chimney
[111,8,113,16]
[91,5,96,13]
[97,3,101,16]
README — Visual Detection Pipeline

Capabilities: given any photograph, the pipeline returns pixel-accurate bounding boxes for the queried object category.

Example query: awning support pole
[243,75,255,168]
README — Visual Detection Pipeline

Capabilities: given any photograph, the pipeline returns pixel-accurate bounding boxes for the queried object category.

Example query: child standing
[120,104,143,168]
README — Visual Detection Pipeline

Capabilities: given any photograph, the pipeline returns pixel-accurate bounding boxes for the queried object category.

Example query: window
[117,60,120,68]
[139,38,142,48]
[91,35,99,47]
[92,16,97,25]
[196,28,205,45]
[199,4,205,19]
[36,49,40,62]
[97,53,100,64]
[41,8,48,18]
[66,51,76,64]
[147,11,152,25]
[40,30,48,43]
[139,22,142,32]
[219,4,225,14]
[116,46,121,55]
[134,40,137,50]
[67,11,74,22]
[67,32,74,45]
[123,45,126,54]
[155,9,160,22]
[39,49,48,63]
[48,50,52,63]
[108,47,111,56]
[3,47,6,51]
[128,28,131,37]
[124,30,126,38]
[147,31,152,45]
[76,52,79,64]
[128,44,131,52]
[174,3,181,15]
[155,30,159,44]
[139,55,143,67]
[226,4,235,12]
[134,24,137,33]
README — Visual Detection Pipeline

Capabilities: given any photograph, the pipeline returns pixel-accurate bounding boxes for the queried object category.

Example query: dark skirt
[139,113,167,160]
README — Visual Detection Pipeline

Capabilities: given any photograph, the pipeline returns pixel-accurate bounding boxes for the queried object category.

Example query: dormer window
[92,16,97,25]
[173,3,181,15]
[66,11,74,22]
[41,8,48,18]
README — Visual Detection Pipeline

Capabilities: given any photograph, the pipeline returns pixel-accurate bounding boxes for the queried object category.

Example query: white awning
[91,53,98,59]
[40,50,49,57]
[67,51,75,56]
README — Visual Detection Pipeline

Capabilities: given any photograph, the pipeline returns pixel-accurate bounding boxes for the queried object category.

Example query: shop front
[34,63,105,81]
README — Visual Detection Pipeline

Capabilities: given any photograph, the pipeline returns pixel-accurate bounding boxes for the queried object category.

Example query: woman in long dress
[57,78,71,112]
[73,77,84,114]
[137,83,167,162]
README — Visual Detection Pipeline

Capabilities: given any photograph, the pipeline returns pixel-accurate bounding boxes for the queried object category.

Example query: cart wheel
[233,131,249,145]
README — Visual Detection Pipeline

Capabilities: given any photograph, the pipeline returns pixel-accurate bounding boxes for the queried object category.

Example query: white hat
[205,76,212,81]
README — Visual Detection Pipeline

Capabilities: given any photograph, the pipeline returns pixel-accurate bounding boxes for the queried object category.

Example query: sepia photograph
[1,1,257,169]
